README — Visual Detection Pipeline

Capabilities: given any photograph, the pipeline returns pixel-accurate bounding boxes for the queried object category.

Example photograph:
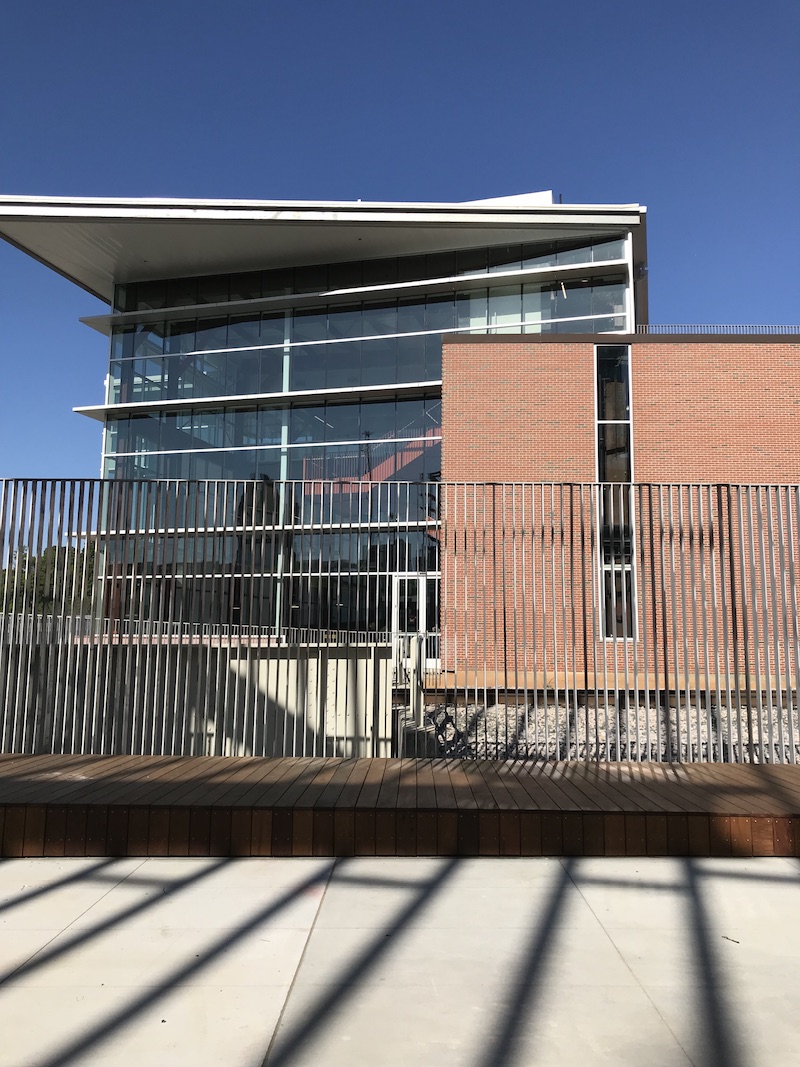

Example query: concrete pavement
[0,855,798,1065]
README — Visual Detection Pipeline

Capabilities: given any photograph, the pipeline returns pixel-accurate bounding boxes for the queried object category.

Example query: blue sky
[0,0,797,478]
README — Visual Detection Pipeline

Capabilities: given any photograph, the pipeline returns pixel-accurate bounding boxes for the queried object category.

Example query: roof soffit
[0,196,647,304]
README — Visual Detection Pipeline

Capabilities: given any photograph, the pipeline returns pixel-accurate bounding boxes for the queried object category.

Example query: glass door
[392,574,439,669]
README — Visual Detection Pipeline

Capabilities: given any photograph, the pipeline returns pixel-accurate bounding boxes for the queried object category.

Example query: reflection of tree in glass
[1,542,96,615]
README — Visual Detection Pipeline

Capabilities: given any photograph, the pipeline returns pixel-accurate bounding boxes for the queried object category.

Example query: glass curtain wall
[100,236,632,632]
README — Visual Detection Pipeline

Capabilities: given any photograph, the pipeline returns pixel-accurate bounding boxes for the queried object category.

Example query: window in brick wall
[596,344,635,639]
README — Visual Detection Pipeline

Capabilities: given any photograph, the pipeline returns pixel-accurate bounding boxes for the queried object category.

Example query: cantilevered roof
[0,193,647,305]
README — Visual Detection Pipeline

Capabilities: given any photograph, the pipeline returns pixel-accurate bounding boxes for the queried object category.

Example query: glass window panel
[395,398,426,437]
[294,265,328,294]
[397,298,425,334]
[258,408,284,445]
[234,410,260,446]
[424,397,443,430]
[487,245,522,272]
[293,309,327,343]
[287,445,359,482]
[291,406,327,443]
[132,322,165,358]
[131,358,165,401]
[165,319,196,354]
[592,237,626,262]
[603,567,634,639]
[191,410,225,447]
[107,362,122,403]
[327,261,363,289]
[457,289,488,331]
[361,337,397,386]
[592,281,626,318]
[556,241,592,266]
[362,258,397,286]
[175,354,225,398]
[422,439,442,480]
[195,318,228,352]
[196,275,230,304]
[227,350,261,395]
[325,341,361,389]
[597,423,631,482]
[397,255,427,283]
[556,281,592,321]
[227,316,260,347]
[455,248,487,276]
[597,345,630,420]
[488,286,521,332]
[111,326,135,360]
[522,283,546,332]
[425,252,455,279]
[260,349,284,394]
[594,315,627,333]
[205,448,262,481]
[324,403,360,442]
[396,334,427,383]
[261,268,294,297]
[128,414,162,451]
[522,241,556,268]
[362,301,397,337]
[328,305,362,340]
[157,413,181,450]
[166,277,198,307]
[260,313,286,347]
[228,272,262,302]
[135,281,167,311]
[114,285,134,313]
[360,399,396,440]
[425,295,455,332]
[424,336,442,379]
[105,418,122,453]
[289,345,320,391]
[600,486,632,557]
[222,411,240,447]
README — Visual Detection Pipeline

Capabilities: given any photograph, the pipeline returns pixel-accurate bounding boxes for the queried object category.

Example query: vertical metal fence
[1,479,799,762]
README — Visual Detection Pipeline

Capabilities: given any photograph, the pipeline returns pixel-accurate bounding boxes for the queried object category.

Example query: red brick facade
[439,335,800,691]
[443,339,596,484]
[443,335,800,486]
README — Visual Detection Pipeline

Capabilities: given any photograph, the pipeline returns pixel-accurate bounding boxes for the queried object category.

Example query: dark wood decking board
[597,765,691,814]
[334,759,374,809]
[2,755,800,858]
[699,763,800,814]
[353,757,386,809]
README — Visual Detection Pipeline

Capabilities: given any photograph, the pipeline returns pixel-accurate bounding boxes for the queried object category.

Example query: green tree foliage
[0,542,96,615]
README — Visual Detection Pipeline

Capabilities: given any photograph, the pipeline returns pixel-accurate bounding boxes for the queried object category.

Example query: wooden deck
[1,755,799,858]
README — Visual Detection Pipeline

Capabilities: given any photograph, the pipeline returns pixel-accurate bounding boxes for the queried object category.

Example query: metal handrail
[635,324,800,335]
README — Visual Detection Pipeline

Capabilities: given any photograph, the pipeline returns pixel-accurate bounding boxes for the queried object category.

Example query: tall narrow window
[596,345,634,638]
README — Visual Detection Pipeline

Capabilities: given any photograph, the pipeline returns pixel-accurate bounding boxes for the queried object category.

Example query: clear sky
[0,0,797,478]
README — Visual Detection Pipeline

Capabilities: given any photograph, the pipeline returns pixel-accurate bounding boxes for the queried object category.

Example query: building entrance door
[392,574,440,669]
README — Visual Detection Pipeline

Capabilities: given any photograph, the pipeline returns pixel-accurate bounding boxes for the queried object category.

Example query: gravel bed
[399,699,800,763]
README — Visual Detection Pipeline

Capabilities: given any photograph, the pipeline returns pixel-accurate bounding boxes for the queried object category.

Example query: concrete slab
[0,855,799,1065]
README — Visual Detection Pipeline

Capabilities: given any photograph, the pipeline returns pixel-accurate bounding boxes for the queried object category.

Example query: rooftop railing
[635,324,800,335]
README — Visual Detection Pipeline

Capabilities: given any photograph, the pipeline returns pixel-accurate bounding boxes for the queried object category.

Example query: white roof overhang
[0,194,647,304]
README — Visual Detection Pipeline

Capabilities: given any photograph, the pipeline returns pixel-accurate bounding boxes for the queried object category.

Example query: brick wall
[632,341,800,484]
[439,336,800,695]
[443,336,800,485]
[442,340,596,484]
